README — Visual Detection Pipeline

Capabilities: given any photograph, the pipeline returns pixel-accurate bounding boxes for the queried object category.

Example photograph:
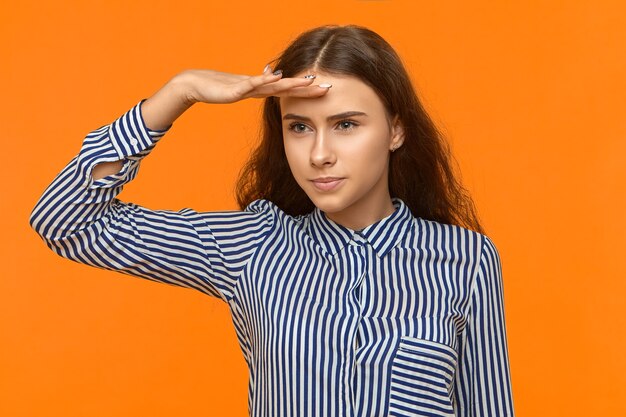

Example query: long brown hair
[236,25,484,234]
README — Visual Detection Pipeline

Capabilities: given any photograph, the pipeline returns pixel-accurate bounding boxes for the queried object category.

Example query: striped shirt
[30,100,515,416]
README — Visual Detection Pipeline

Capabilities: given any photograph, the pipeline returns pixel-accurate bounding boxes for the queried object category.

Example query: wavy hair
[236,25,483,234]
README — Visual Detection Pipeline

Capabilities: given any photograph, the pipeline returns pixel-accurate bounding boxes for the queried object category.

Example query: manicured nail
[263,65,271,74]
[304,74,316,79]
[319,83,332,88]
[273,69,283,76]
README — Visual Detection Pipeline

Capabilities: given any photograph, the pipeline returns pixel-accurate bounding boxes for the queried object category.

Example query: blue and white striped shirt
[31,100,515,416]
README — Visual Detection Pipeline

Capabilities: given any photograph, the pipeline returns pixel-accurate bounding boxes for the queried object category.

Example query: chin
[307,194,352,214]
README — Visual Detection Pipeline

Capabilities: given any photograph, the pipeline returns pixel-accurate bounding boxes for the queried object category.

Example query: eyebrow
[282,111,368,122]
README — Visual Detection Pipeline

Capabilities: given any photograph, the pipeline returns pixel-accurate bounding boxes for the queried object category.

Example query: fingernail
[273,69,283,76]
[319,83,332,88]
[304,74,316,79]
[263,65,271,74]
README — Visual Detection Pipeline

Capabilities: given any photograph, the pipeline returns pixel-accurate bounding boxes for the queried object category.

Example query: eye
[336,120,359,132]
[287,122,311,134]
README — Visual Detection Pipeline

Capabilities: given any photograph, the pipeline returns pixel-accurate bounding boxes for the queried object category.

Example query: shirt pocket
[388,336,457,417]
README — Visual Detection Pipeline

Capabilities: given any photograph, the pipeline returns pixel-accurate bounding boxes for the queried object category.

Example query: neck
[326,196,396,230]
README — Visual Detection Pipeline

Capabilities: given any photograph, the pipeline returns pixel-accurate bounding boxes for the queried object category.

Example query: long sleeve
[30,100,274,302]
[454,236,515,416]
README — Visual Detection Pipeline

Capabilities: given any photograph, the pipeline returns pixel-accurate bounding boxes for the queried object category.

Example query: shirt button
[130,138,139,146]
[352,233,367,245]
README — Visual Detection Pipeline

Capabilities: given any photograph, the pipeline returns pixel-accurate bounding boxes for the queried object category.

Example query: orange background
[2,1,625,416]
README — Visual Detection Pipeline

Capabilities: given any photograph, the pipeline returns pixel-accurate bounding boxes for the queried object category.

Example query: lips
[311,177,345,191]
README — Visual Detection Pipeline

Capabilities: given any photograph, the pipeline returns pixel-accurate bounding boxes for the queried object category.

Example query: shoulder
[410,216,488,258]
[244,199,310,230]
[410,217,502,274]
[244,198,276,214]
[476,234,502,276]
[411,217,503,290]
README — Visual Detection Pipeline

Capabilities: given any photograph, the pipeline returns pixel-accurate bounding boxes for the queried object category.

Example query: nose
[310,131,336,167]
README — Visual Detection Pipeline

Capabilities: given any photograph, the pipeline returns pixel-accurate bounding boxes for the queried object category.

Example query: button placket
[341,237,366,416]
[348,234,369,415]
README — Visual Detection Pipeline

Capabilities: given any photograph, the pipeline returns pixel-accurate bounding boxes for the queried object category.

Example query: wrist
[172,70,200,106]
[141,74,195,131]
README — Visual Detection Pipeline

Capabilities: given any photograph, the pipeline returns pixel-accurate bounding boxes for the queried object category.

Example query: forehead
[279,73,387,118]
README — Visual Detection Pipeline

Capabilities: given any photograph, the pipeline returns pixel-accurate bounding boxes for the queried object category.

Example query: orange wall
[2,1,625,416]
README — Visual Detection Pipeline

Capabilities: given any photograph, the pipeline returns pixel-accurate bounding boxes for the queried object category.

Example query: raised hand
[182,66,331,104]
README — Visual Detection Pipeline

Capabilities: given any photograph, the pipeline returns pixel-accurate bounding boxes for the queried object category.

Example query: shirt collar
[307,198,414,257]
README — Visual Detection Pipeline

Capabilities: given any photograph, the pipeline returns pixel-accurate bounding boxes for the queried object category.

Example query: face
[280,72,404,230]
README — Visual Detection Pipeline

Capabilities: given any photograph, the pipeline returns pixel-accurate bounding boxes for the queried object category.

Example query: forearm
[141,72,194,131]
[92,73,193,180]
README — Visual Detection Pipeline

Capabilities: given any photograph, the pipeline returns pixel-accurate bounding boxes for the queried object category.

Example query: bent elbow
[29,199,49,239]
[29,197,67,244]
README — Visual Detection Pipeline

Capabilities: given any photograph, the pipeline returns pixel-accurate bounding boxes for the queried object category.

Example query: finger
[239,74,315,99]
[248,84,331,99]
[287,84,332,98]
[274,84,332,98]
[225,71,279,100]
[262,75,318,91]
[250,77,330,98]
[246,66,283,90]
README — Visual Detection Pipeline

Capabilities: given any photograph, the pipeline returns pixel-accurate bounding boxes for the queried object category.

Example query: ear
[389,115,405,152]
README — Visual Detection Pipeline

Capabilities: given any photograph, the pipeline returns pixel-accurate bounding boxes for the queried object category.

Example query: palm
[184,69,329,104]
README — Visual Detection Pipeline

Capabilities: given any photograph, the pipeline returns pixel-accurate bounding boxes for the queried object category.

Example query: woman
[31,25,514,416]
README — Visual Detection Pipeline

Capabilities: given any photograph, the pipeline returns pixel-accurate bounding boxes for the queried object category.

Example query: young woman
[31,25,514,417]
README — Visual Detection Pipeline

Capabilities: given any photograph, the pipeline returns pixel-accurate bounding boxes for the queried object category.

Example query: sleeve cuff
[108,99,171,160]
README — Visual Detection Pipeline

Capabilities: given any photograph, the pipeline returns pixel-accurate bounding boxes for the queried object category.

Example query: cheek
[342,132,390,168]
[358,151,389,181]
[283,143,306,176]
